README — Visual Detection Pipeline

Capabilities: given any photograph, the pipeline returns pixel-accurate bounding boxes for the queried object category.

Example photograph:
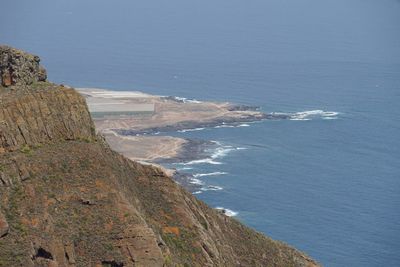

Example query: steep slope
[0,46,319,267]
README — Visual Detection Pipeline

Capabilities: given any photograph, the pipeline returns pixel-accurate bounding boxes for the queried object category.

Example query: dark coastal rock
[115,111,291,136]
[0,45,47,87]
[227,104,260,111]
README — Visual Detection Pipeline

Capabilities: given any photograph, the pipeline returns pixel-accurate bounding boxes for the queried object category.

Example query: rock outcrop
[0,46,320,267]
[0,46,46,87]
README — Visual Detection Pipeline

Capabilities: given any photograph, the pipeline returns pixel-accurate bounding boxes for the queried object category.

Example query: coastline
[77,88,338,196]
[77,88,290,135]
[77,87,269,193]
[77,87,273,164]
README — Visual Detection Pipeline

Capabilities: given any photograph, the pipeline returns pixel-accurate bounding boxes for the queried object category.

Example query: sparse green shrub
[20,144,32,154]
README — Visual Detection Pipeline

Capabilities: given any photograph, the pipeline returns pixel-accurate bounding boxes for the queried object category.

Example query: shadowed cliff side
[0,46,320,267]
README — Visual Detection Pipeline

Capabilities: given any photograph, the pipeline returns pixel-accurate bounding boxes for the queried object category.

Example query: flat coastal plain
[78,88,267,163]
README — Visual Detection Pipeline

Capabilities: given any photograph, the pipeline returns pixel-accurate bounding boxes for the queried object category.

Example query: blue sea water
[1,0,400,266]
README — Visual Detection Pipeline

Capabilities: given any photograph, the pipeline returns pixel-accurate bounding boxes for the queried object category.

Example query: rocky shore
[78,87,290,166]
[77,88,291,194]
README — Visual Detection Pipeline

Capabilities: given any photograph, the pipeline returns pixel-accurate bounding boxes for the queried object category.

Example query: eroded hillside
[0,46,319,267]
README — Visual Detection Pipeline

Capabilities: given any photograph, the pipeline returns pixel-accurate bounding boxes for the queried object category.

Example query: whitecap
[214,125,235,128]
[174,96,202,104]
[174,96,187,102]
[236,147,248,150]
[210,147,235,159]
[192,191,202,195]
[201,185,223,191]
[215,207,238,217]
[290,110,339,121]
[178,128,205,133]
[290,118,311,121]
[185,158,223,165]
[193,172,228,178]
[237,123,250,127]
[189,178,205,185]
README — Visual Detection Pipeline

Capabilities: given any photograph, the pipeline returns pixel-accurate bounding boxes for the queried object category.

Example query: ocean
[1,0,399,266]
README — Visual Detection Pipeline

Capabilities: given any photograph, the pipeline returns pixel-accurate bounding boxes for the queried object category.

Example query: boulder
[0,45,47,87]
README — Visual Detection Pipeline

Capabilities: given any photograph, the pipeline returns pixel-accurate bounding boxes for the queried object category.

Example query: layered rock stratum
[0,45,320,267]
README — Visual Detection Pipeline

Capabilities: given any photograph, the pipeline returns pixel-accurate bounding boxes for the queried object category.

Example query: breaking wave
[214,125,235,128]
[173,96,202,104]
[214,123,251,129]
[211,146,235,159]
[193,172,228,178]
[215,207,238,217]
[178,128,205,133]
[184,158,223,165]
[289,110,339,121]
[189,178,205,185]
[201,185,223,191]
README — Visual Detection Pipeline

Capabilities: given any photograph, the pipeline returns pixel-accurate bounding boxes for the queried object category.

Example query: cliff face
[0,46,319,267]
[0,83,95,154]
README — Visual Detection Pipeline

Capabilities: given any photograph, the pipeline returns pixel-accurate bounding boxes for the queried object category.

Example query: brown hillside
[0,46,319,267]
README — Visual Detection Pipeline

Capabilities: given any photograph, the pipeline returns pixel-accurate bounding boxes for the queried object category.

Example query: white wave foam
[210,146,235,159]
[215,207,238,217]
[189,178,205,185]
[290,110,339,121]
[178,128,205,133]
[185,158,223,165]
[215,123,250,128]
[193,172,228,178]
[174,96,202,104]
[214,125,235,128]
[192,191,202,195]
[236,147,248,150]
[182,142,243,166]
[201,185,223,191]
[290,118,311,121]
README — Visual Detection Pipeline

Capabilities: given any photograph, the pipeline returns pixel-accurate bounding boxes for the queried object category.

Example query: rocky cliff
[0,46,46,87]
[0,46,320,267]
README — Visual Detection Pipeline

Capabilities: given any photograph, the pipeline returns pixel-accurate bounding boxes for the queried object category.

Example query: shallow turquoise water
[1,0,399,265]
